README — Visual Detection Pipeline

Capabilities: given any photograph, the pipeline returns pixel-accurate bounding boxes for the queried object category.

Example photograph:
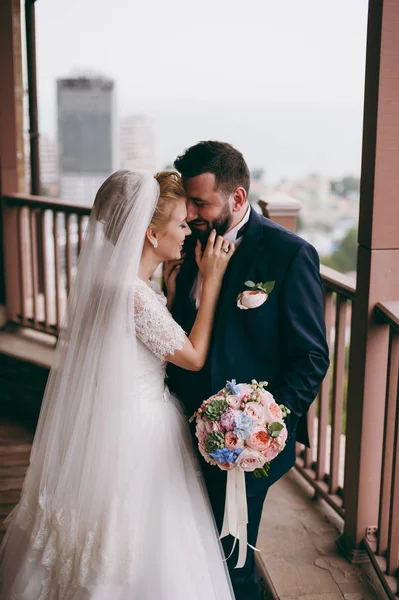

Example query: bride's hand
[164,254,185,299]
[195,230,234,284]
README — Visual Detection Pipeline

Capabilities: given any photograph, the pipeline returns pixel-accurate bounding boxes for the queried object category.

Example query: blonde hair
[151,171,186,228]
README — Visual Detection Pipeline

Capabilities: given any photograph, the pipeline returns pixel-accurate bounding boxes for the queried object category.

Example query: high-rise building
[57,76,115,204]
[119,115,156,172]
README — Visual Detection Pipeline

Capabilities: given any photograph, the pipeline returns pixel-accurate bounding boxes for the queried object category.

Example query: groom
[167,141,329,600]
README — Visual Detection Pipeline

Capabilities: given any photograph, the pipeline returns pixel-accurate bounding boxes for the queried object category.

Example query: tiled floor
[257,469,386,600]
[0,420,33,544]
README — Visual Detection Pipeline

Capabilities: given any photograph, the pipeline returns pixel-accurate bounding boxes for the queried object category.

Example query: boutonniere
[236,280,275,310]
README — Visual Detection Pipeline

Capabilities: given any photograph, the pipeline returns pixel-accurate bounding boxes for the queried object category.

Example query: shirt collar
[223,205,251,244]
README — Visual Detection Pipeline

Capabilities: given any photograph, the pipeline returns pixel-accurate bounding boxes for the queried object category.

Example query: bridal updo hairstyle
[94,170,186,245]
[151,171,186,229]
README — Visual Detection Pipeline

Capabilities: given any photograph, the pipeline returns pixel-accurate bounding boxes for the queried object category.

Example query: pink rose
[237,290,268,310]
[246,426,271,451]
[205,419,223,434]
[244,402,263,423]
[226,395,242,409]
[273,423,288,451]
[263,402,283,424]
[235,448,266,472]
[220,408,239,431]
[262,439,280,462]
[225,431,245,451]
[258,390,275,406]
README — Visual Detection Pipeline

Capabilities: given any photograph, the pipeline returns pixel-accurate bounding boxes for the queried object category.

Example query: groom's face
[183,173,233,240]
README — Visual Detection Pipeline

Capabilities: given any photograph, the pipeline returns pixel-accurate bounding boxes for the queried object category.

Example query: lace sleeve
[133,280,187,361]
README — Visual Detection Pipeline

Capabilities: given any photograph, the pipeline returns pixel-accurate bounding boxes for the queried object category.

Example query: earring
[153,240,158,249]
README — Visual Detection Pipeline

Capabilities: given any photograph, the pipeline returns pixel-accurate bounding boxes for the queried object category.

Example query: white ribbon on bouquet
[219,469,259,568]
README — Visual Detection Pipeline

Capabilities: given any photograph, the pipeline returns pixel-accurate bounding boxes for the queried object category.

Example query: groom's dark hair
[174,141,250,197]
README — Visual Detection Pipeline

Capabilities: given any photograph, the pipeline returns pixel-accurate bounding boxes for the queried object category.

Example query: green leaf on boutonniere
[259,281,275,294]
[268,421,284,438]
[245,280,275,294]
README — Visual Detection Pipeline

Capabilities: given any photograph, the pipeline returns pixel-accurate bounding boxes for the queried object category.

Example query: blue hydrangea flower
[234,413,254,440]
[226,379,240,395]
[210,448,243,464]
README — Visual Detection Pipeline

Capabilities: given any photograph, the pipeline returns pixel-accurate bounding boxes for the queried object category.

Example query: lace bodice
[133,279,186,363]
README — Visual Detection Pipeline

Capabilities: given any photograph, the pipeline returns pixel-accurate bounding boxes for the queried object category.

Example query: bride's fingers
[165,258,183,276]
[168,264,181,282]
[205,229,217,251]
[214,235,224,253]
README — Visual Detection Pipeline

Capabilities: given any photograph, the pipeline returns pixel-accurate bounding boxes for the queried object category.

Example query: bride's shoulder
[133,278,167,307]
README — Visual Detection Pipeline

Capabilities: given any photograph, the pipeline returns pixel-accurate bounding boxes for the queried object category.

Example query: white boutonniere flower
[237,280,275,310]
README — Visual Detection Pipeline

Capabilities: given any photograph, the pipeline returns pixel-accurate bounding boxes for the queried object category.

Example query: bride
[0,170,235,599]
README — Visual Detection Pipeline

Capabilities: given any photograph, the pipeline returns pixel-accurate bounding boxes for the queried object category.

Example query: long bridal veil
[0,171,160,593]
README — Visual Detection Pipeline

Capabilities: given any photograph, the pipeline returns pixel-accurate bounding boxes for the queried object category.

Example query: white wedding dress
[0,279,234,599]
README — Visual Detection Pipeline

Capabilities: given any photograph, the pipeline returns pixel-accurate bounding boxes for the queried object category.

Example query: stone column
[339,0,399,560]
[0,0,25,320]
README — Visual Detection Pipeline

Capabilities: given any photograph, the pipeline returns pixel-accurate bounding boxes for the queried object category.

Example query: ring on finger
[222,245,230,253]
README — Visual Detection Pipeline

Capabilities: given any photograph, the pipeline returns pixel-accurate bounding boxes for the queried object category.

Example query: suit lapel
[214,209,265,335]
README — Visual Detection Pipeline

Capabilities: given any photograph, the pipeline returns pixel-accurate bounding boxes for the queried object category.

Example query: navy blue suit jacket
[168,209,329,484]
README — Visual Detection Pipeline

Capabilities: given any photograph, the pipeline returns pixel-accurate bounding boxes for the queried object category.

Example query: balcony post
[0,0,26,321]
[258,193,302,233]
[339,0,399,561]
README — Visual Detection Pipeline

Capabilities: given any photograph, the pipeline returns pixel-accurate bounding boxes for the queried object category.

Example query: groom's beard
[190,205,234,248]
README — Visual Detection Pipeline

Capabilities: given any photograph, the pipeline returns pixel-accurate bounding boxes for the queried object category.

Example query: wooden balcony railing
[295,264,356,518]
[2,194,90,334]
[363,301,399,600]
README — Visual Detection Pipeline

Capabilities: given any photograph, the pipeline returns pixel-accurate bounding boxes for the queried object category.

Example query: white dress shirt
[191,206,251,309]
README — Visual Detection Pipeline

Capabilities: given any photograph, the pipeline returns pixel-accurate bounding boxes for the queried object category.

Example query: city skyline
[34,0,369,182]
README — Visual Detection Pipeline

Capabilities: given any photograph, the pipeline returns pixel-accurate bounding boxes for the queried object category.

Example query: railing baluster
[17,207,27,323]
[317,291,333,482]
[29,208,39,324]
[305,401,316,469]
[65,213,72,295]
[78,215,84,255]
[330,295,347,494]
[378,333,399,557]
[53,210,61,330]
[40,210,50,329]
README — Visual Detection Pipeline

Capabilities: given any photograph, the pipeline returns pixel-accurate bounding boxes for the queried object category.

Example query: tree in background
[330,176,360,198]
[321,227,358,273]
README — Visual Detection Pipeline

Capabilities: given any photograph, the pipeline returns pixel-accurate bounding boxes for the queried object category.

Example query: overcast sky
[35,0,369,182]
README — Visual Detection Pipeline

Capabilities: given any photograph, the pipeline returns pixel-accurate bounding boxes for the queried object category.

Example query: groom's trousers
[202,463,269,600]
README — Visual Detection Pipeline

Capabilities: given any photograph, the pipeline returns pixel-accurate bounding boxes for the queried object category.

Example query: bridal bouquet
[189,379,290,568]
[189,379,290,477]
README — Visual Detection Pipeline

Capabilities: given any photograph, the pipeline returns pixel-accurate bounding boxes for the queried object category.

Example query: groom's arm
[272,243,330,418]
